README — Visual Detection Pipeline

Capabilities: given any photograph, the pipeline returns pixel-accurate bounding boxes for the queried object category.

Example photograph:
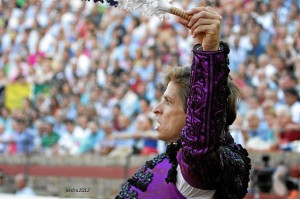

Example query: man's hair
[164,66,241,126]
[164,66,191,112]
[226,79,242,126]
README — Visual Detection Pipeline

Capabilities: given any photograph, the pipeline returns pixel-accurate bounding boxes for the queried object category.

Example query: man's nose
[152,103,161,114]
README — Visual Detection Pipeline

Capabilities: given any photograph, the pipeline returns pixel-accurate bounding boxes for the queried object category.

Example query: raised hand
[177,7,222,51]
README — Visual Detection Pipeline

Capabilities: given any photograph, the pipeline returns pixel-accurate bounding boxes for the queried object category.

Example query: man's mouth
[155,119,161,130]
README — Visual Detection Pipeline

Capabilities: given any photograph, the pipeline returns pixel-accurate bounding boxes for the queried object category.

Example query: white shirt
[15,187,35,196]
[290,101,300,124]
[73,126,91,140]
[176,166,216,199]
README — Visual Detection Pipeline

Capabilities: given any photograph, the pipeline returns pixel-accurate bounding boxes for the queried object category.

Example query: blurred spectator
[0,172,4,192]
[228,34,248,73]
[41,120,60,152]
[229,114,245,147]
[136,97,154,120]
[113,115,158,156]
[261,100,278,134]
[10,119,34,154]
[0,123,9,153]
[14,173,35,196]
[135,115,158,156]
[0,170,11,193]
[73,115,91,140]
[244,110,276,151]
[264,89,286,112]
[0,170,8,193]
[283,87,300,124]
[150,84,164,106]
[52,109,67,136]
[0,107,13,134]
[98,122,115,156]
[275,105,300,149]
[278,73,299,102]
[57,119,80,156]
[272,164,289,197]
[257,54,277,84]
[32,119,43,152]
[112,104,122,131]
[80,121,105,154]
[275,105,300,134]
[117,85,139,118]
[109,114,136,158]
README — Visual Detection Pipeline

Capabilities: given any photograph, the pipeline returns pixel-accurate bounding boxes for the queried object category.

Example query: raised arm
[177,7,231,189]
[182,42,230,152]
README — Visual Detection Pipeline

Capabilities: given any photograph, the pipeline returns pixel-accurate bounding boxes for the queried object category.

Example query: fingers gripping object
[82,0,191,20]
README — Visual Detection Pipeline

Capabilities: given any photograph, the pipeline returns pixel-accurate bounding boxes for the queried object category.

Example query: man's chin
[156,132,165,141]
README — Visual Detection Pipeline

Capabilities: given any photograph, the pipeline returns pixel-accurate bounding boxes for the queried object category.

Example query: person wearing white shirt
[283,87,300,124]
[14,173,35,196]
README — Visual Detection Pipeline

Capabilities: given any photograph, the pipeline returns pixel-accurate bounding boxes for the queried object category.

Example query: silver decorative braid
[117,0,172,20]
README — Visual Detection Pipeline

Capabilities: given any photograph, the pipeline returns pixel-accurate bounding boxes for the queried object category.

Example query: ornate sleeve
[178,42,231,189]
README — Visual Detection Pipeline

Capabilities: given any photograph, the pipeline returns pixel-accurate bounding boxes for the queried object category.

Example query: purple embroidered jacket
[115,43,251,199]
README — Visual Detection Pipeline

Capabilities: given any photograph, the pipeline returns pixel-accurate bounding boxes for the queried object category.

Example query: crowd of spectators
[0,0,300,157]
